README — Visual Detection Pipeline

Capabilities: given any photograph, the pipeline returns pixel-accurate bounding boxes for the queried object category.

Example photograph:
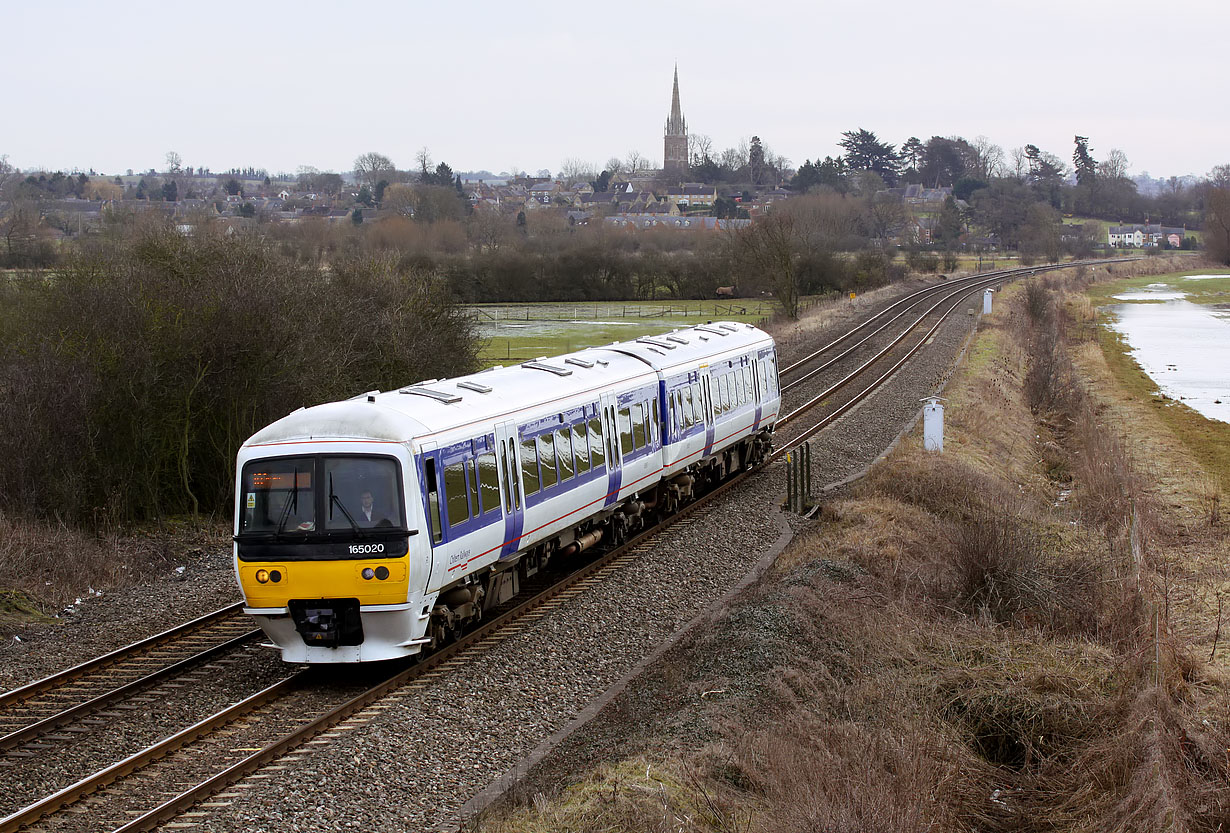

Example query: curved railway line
[0,259,1129,832]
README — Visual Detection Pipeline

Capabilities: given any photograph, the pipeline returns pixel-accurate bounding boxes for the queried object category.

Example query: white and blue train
[233,322,780,663]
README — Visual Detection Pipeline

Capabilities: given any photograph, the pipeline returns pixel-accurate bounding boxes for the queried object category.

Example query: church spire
[666,63,686,136]
[663,64,688,177]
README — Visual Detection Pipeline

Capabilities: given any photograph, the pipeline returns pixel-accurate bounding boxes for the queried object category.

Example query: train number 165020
[349,543,386,554]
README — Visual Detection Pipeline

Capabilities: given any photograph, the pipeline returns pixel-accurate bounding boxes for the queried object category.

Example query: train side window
[573,422,590,473]
[650,397,659,445]
[767,355,778,396]
[743,366,754,404]
[588,417,605,469]
[556,428,574,480]
[520,436,540,496]
[511,442,521,509]
[424,458,443,544]
[537,434,558,489]
[694,381,706,422]
[499,443,511,511]
[443,461,469,528]
[618,407,633,457]
[477,453,499,515]
[466,459,480,516]
[631,403,646,449]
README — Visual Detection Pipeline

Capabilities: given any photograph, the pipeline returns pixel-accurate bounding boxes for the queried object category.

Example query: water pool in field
[1105,277,1230,423]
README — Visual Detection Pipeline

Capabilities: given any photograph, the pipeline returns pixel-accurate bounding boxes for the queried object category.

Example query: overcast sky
[3,0,1226,181]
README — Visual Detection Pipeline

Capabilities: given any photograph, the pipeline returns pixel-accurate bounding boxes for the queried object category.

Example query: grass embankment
[478,260,1230,831]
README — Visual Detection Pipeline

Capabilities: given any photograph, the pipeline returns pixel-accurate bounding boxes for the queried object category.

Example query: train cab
[233,405,435,663]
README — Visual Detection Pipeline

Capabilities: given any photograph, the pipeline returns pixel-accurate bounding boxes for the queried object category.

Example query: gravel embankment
[0,644,290,819]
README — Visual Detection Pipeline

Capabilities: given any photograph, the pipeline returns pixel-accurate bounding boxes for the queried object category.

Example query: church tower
[663,65,688,179]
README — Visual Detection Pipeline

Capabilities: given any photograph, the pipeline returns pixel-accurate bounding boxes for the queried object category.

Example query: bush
[905,248,940,273]
[0,225,478,525]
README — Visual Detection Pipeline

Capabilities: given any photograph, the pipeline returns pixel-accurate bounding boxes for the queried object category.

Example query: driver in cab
[358,489,391,527]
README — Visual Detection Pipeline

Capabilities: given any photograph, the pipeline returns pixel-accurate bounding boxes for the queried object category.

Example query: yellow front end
[238,558,410,608]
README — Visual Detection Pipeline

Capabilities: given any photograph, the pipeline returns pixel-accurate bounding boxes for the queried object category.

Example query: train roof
[242,321,772,449]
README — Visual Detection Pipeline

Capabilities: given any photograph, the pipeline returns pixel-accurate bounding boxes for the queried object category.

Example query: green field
[470,298,806,367]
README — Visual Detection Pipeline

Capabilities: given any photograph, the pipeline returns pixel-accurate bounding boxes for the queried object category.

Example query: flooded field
[1102,274,1230,423]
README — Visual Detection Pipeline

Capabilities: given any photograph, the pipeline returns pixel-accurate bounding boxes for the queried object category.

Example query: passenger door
[702,372,717,456]
[494,421,524,558]
[600,392,622,506]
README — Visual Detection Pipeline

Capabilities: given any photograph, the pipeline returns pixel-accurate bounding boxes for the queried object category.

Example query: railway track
[0,604,257,757]
[0,258,1132,832]
[776,258,1131,395]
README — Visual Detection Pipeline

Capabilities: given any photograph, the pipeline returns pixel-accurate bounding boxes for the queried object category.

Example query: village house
[1108,223,1186,248]
[662,183,717,209]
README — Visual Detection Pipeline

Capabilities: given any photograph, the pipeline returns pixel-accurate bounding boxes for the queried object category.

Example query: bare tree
[862,194,907,248]
[765,150,791,185]
[559,158,597,186]
[355,152,396,190]
[0,154,20,199]
[625,150,651,174]
[734,212,802,318]
[1098,148,1130,180]
[688,133,714,164]
[467,204,512,253]
[1205,183,1230,265]
[970,136,1004,179]
[382,183,417,216]
[415,147,433,180]
[604,157,625,178]
[165,151,183,174]
[719,143,748,173]
[1009,147,1030,182]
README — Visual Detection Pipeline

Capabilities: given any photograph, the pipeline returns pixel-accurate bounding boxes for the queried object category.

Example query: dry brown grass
[0,512,226,631]
[720,722,965,833]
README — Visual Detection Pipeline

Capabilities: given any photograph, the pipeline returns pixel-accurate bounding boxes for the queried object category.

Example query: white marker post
[922,396,946,452]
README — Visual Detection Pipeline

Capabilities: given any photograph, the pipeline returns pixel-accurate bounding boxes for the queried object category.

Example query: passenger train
[233,322,780,663]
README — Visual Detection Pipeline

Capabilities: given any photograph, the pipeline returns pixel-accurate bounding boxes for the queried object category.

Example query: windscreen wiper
[329,473,366,539]
[274,466,300,540]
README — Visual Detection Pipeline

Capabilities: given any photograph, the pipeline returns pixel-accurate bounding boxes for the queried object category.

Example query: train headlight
[255,569,270,584]
[374,566,390,581]
[362,567,375,580]
[269,570,282,583]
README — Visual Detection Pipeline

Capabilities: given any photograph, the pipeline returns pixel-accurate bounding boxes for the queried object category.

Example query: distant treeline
[0,225,477,525]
